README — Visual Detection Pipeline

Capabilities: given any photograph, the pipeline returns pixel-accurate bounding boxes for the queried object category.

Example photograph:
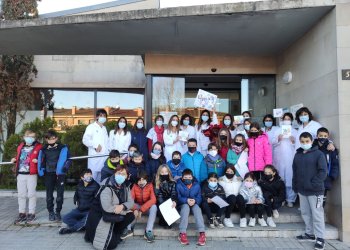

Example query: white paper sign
[211,196,229,208]
[159,198,181,226]
[234,151,249,178]
[234,115,244,125]
[281,125,292,138]
[194,89,217,111]
[273,108,284,118]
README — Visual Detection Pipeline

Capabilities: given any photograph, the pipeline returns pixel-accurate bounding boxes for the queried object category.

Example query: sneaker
[26,214,36,224]
[272,209,279,219]
[178,233,189,245]
[258,218,267,227]
[296,233,316,241]
[120,229,133,240]
[314,238,325,250]
[287,202,294,208]
[49,212,55,221]
[248,218,256,227]
[215,217,224,229]
[197,232,206,246]
[223,218,234,228]
[14,213,27,224]
[144,230,155,243]
[266,217,276,228]
[59,227,73,235]
[55,212,62,221]
[209,217,215,229]
[240,218,247,228]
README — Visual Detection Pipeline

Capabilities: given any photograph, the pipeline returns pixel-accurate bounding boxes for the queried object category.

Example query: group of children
[11,107,339,250]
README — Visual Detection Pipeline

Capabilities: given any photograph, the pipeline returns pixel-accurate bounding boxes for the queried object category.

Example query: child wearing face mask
[101,150,125,182]
[131,117,148,159]
[128,151,146,186]
[167,151,186,181]
[125,144,139,164]
[274,113,298,208]
[147,115,165,152]
[59,169,100,235]
[216,128,231,161]
[293,132,327,250]
[130,170,157,243]
[227,134,249,178]
[258,165,285,228]
[312,127,339,207]
[195,109,219,156]
[247,122,272,181]
[218,164,246,228]
[239,172,266,227]
[12,129,42,225]
[163,115,182,162]
[109,117,131,154]
[146,142,166,183]
[155,164,178,228]
[201,172,226,229]
[204,143,226,177]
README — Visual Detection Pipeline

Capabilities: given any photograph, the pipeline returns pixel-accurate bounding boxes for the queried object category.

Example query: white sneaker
[248,218,256,227]
[223,218,234,228]
[266,217,276,227]
[272,209,279,218]
[240,218,247,228]
[287,202,294,208]
[258,218,267,227]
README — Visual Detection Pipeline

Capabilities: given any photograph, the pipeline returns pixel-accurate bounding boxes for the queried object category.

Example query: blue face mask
[156,120,163,127]
[153,149,161,155]
[208,181,218,189]
[224,119,231,126]
[183,120,190,126]
[183,179,192,185]
[98,117,106,124]
[301,143,312,151]
[244,125,251,131]
[115,174,126,185]
[83,176,93,183]
[136,123,144,129]
[299,115,309,124]
[129,151,134,157]
[118,122,126,129]
[24,136,35,145]
[264,121,273,128]
[201,115,209,122]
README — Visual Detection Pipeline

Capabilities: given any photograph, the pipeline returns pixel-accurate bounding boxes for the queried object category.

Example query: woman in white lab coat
[195,109,219,156]
[273,113,298,207]
[163,115,182,162]
[109,117,131,154]
[82,109,109,183]
[179,114,196,155]
[262,114,280,159]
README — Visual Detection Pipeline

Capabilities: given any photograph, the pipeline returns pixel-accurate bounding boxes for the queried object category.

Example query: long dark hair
[132,117,146,132]
[296,107,314,124]
[149,142,166,164]
[114,117,128,135]
[222,114,235,131]
[197,109,212,130]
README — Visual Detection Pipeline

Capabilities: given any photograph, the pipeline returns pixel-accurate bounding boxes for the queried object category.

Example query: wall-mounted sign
[342,69,350,80]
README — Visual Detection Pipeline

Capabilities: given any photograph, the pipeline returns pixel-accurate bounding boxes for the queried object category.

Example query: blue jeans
[63,208,89,231]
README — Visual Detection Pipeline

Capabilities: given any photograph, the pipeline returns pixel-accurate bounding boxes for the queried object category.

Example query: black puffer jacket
[74,179,100,211]
[258,175,286,204]
[201,181,226,200]
[156,180,177,205]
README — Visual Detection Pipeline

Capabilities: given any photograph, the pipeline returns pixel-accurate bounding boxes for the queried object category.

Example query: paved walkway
[0,195,349,250]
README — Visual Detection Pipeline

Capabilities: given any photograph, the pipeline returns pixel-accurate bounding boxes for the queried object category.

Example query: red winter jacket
[131,183,156,213]
[15,142,42,175]
[247,133,272,172]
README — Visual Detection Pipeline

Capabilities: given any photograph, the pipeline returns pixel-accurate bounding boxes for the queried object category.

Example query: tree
[1,0,40,20]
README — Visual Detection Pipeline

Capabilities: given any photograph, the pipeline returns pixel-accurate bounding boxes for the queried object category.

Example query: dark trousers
[63,208,89,231]
[225,194,246,218]
[108,212,135,250]
[44,173,65,213]
[252,171,264,181]
[202,200,225,220]
[246,204,264,219]
[264,194,282,217]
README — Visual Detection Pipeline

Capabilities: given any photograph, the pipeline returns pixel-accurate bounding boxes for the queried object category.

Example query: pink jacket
[247,133,272,172]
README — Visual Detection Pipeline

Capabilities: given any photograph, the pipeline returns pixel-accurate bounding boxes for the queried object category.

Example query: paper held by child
[194,89,217,111]
[179,131,189,142]
[281,125,292,138]
[211,196,229,208]
[234,115,244,125]
[234,151,249,178]
[273,108,284,118]
[159,198,181,226]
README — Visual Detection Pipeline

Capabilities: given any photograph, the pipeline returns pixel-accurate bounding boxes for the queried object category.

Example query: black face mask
[318,138,328,144]
[249,132,259,138]
[188,147,196,153]
[160,175,169,182]
[263,174,273,181]
[172,159,181,165]
[48,143,56,147]
[225,173,234,179]
[235,142,243,146]
[220,135,227,141]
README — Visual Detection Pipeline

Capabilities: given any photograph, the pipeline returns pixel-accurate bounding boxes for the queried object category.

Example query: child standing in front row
[239,172,266,227]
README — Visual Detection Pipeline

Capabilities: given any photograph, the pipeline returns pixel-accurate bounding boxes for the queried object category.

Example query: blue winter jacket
[167,160,186,180]
[131,129,148,160]
[176,178,202,206]
[37,143,69,176]
[182,151,207,183]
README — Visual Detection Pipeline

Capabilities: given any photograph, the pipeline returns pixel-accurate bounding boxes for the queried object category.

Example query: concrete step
[133,223,339,240]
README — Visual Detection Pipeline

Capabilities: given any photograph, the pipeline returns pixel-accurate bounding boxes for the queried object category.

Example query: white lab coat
[109,130,131,154]
[146,127,159,145]
[262,126,280,159]
[195,113,218,156]
[163,130,182,162]
[295,120,322,150]
[82,122,109,176]
[179,125,196,154]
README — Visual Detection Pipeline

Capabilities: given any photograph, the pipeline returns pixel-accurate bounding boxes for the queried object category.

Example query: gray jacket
[239,182,265,204]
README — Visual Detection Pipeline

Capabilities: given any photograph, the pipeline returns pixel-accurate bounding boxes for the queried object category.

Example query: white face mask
[118,122,126,129]
[136,122,144,129]
[171,120,178,127]
[283,120,292,125]
[208,150,218,157]
[98,117,106,124]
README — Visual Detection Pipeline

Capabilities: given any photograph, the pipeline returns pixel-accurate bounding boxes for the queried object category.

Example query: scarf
[231,145,244,155]
[154,125,164,143]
